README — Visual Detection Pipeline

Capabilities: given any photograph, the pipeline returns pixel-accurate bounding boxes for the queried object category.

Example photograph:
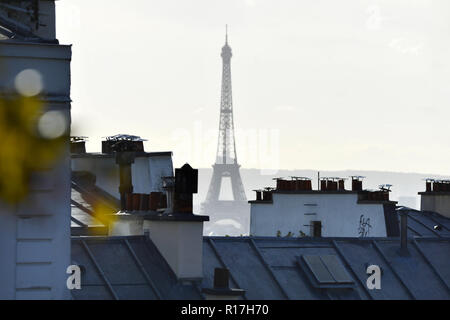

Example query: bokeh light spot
[38,111,68,139]
[14,69,43,97]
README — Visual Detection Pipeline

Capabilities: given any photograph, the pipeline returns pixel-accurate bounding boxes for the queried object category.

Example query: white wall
[421,194,450,218]
[71,154,173,198]
[107,214,204,280]
[144,220,204,280]
[250,193,387,237]
[147,156,174,192]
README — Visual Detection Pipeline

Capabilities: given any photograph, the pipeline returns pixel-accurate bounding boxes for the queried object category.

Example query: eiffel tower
[201,27,248,235]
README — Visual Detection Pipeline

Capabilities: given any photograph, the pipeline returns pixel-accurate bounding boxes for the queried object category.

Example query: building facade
[250,178,398,237]
[0,1,72,299]
[419,180,450,218]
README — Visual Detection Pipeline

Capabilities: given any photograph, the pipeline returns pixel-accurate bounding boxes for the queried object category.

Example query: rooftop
[71,235,450,300]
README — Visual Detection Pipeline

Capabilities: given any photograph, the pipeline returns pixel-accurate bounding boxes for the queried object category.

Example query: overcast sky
[56,0,450,175]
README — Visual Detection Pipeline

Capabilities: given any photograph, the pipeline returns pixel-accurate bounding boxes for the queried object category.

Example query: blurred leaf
[0,95,67,204]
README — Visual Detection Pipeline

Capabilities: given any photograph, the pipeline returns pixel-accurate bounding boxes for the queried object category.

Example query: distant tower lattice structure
[201,27,248,233]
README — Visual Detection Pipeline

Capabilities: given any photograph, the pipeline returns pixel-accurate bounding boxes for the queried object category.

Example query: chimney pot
[174,164,198,213]
[305,179,312,191]
[125,193,133,211]
[140,194,149,211]
[352,179,363,191]
[132,193,141,211]
[262,191,272,201]
[329,180,338,191]
[149,192,162,211]
[320,180,327,191]
[70,141,86,154]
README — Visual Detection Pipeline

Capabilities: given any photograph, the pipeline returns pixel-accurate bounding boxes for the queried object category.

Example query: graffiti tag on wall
[358,214,372,237]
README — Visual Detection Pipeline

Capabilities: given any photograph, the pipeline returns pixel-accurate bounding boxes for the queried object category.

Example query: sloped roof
[71,235,450,300]
[202,236,450,300]
[397,207,450,238]
[70,174,119,236]
[70,236,203,300]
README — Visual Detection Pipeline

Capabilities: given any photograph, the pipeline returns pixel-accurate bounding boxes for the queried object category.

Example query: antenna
[379,184,393,192]
[225,24,228,44]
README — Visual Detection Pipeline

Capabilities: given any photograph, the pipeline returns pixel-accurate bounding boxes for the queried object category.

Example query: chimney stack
[109,163,209,280]
[262,189,273,201]
[108,135,147,211]
[202,268,245,300]
[174,164,198,213]
[426,180,432,192]
[115,151,135,211]
[328,179,338,191]
[351,176,364,191]
[320,179,327,191]
[143,164,209,280]
[419,178,450,218]
[70,136,86,154]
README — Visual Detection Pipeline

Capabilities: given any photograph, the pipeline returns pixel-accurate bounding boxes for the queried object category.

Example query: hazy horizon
[57,1,450,175]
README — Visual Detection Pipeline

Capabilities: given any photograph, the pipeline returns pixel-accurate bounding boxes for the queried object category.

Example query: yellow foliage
[93,202,118,224]
[0,95,67,204]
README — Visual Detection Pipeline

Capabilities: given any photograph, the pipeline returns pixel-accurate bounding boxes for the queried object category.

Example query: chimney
[290,177,312,191]
[328,180,338,191]
[108,136,149,211]
[254,190,262,201]
[174,164,198,213]
[352,177,363,191]
[426,180,432,192]
[262,189,273,201]
[320,179,327,191]
[399,211,409,256]
[202,268,245,300]
[109,164,209,280]
[419,178,450,218]
[143,164,209,280]
[70,137,86,154]
[149,192,164,211]
[115,151,136,211]
[305,179,312,191]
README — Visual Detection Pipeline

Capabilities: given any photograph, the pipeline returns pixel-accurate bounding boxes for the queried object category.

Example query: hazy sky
[57,0,450,175]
